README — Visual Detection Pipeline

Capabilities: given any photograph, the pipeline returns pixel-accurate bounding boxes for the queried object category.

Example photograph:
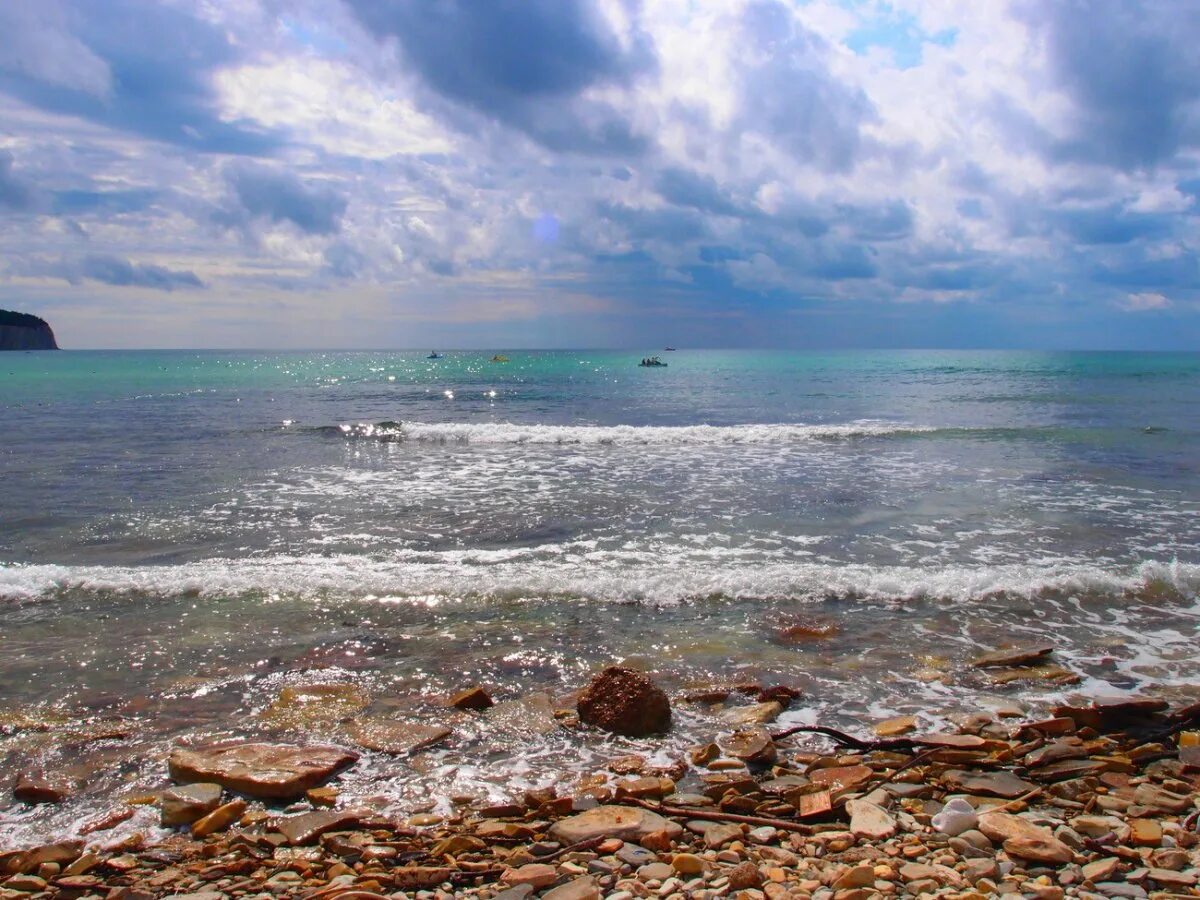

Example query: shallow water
[1,349,1198,845]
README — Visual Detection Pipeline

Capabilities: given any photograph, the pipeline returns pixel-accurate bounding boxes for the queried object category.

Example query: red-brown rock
[577,667,671,737]
[168,742,358,800]
[13,772,69,805]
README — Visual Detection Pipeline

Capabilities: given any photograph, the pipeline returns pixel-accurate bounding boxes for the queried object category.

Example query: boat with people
[427,352,443,359]
[639,356,668,367]
[491,354,509,362]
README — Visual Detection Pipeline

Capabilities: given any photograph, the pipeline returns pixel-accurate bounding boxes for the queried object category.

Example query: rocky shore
[4,659,1200,899]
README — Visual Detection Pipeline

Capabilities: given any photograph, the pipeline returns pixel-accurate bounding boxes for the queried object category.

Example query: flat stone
[971,644,1054,668]
[542,876,600,900]
[1128,818,1162,847]
[1081,857,1121,882]
[977,811,1055,844]
[809,765,873,794]
[911,732,987,748]
[348,717,452,754]
[502,864,558,888]
[617,845,656,866]
[1133,783,1191,813]
[638,862,674,880]
[832,864,875,890]
[990,664,1080,685]
[846,799,897,839]
[275,809,363,845]
[168,742,358,799]
[722,701,783,726]
[260,683,370,730]
[191,799,247,838]
[1004,834,1074,864]
[874,715,917,736]
[942,769,1036,798]
[719,728,777,765]
[548,805,682,844]
[161,783,222,826]
[704,823,742,849]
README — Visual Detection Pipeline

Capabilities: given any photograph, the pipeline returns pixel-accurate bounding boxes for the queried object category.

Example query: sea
[1,348,1198,844]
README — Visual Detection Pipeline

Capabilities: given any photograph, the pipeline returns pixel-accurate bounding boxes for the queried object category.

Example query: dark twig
[616,797,815,834]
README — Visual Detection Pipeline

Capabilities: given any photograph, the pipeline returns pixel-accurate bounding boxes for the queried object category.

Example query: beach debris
[167,742,359,799]
[577,666,671,737]
[932,797,978,835]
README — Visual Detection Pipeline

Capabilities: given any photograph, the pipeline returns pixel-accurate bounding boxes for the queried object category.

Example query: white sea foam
[1,553,1195,606]
[325,420,939,445]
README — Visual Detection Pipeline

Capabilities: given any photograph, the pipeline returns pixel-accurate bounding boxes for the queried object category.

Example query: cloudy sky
[1,0,1198,349]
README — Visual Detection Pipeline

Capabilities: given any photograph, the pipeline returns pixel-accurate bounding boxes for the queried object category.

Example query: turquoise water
[1,349,1198,844]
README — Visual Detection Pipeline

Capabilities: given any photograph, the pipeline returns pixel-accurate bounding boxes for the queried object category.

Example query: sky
[0,0,1198,350]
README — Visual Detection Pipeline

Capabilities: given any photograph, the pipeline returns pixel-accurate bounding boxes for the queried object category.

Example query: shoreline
[4,662,1200,899]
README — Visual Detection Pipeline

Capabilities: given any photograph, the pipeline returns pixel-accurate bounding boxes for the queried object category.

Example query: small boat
[639,356,668,367]
[427,352,443,359]
[664,347,676,351]
[491,354,509,362]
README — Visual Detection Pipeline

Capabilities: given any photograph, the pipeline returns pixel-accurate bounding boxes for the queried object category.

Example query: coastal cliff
[0,309,58,350]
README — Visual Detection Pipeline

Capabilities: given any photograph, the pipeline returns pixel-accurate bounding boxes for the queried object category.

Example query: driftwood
[769,724,919,751]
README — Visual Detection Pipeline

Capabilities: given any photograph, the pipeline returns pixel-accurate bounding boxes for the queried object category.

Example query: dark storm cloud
[221,165,348,235]
[1053,205,1174,245]
[1021,0,1200,169]
[344,0,655,154]
[0,0,280,154]
[0,151,36,211]
[78,255,205,290]
[654,168,742,217]
[27,254,206,289]
[737,1,876,172]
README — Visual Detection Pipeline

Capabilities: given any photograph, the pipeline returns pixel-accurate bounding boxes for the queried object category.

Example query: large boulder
[168,742,358,800]
[577,667,671,737]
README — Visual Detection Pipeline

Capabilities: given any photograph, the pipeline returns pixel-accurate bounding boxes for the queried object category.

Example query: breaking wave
[305,420,942,445]
[1,554,1196,607]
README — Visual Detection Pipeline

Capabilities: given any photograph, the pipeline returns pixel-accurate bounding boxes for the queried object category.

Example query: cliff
[0,309,59,351]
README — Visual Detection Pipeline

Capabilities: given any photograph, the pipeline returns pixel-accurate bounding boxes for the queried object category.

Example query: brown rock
[874,715,917,736]
[168,742,358,799]
[809,765,872,794]
[971,644,1054,668]
[977,812,1055,844]
[1081,857,1121,882]
[161,782,222,826]
[503,864,558,888]
[846,799,897,839]
[191,799,247,838]
[549,805,682,844]
[488,692,560,736]
[392,866,454,890]
[78,807,135,834]
[777,616,840,641]
[719,728,777,765]
[1129,817,1163,847]
[275,809,363,845]
[13,772,68,805]
[543,877,600,900]
[348,717,452,754]
[722,701,783,726]
[727,860,763,890]
[449,686,495,711]
[1003,834,1074,865]
[576,667,671,737]
[260,683,370,730]
[306,785,339,807]
[942,769,1036,798]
